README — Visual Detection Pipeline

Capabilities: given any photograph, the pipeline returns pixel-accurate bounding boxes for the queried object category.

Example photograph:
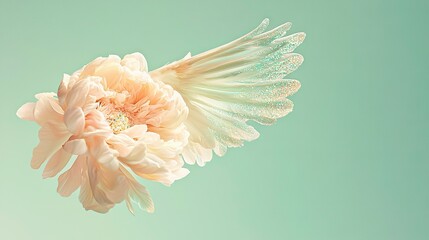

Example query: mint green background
[1,0,428,239]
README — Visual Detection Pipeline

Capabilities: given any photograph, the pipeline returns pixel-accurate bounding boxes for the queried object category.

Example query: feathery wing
[150,18,305,166]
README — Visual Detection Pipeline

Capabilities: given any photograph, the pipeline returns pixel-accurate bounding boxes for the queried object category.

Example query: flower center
[107,111,130,134]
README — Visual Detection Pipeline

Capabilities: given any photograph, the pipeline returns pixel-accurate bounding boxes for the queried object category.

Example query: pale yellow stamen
[107,112,130,134]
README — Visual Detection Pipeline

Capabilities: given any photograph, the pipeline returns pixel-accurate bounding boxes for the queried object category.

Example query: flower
[17,53,190,213]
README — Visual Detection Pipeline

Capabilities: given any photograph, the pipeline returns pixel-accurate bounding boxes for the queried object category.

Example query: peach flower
[17,53,189,213]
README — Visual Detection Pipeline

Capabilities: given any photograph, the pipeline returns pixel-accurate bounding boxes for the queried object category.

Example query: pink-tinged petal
[48,99,64,114]
[120,143,146,165]
[65,80,89,108]
[57,155,84,197]
[16,102,36,121]
[104,175,129,204]
[63,76,105,110]
[58,74,70,107]
[63,139,87,155]
[86,160,115,205]
[79,57,104,76]
[64,107,85,135]
[107,134,135,157]
[79,163,114,213]
[121,53,148,72]
[42,148,72,178]
[86,77,106,100]
[82,102,99,114]
[88,160,129,205]
[87,136,119,169]
[80,55,123,91]
[33,93,63,125]
[121,124,147,139]
[80,55,121,77]
[120,166,154,213]
[84,109,112,137]
[31,124,71,169]
[130,153,175,186]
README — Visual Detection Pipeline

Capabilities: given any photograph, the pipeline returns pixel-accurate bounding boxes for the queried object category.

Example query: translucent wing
[150,19,305,166]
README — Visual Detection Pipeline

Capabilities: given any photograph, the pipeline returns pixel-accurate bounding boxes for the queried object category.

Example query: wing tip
[288,79,301,95]
[262,18,270,25]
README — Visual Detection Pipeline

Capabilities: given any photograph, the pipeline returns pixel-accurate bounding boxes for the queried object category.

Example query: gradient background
[1,0,428,239]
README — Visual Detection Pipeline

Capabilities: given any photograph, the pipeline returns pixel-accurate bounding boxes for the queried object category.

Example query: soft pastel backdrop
[1,0,428,239]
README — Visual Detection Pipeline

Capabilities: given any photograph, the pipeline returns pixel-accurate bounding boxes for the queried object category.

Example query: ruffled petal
[107,134,136,157]
[42,148,72,178]
[64,107,85,135]
[83,109,112,137]
[16,102,36,121]
[58,74,70,107]
[121,53,148,72]
[121,166,154,214]
[63,139,87,155]
[88,159,128,205]
[33,93,63,125]
[121,124,148,139]
[31,124,71,169]
[79,162,114,213]
[57,155,85,197]
[119,142,146,165]
[87,136,119,170]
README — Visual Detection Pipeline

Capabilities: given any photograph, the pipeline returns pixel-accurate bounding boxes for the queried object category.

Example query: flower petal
[65,81,89,109]
[120,143,146,165]
[63,139,87,155]
[107,134,135,157]
[79,164,114,213]
[64,107,85,135]
[33,93,63,125]
[173,167,190,181]
[121,124,148,139]
[87,136,119,170]
[31,124,71,169]
[86,156,129,206]
[57,155,84,197]
[16,102,36,121]
[86,159,115,205]
[42,148,72,178]
[58,74,70,107]
[83,109,112,137]
[121,53,148,72]
[121,166,154,213]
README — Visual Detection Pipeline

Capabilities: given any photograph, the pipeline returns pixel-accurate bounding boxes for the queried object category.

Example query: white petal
[174,168,190,180]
